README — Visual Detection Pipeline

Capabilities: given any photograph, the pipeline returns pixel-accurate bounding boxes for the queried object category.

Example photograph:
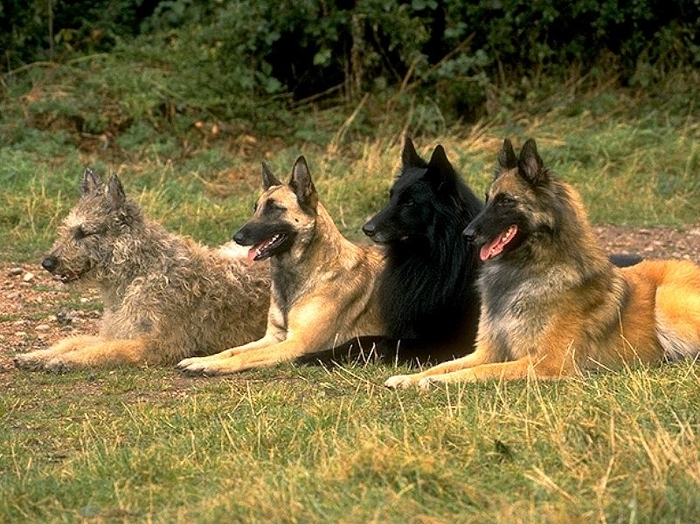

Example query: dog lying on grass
[14,168,270,371]
[178,156,385,375]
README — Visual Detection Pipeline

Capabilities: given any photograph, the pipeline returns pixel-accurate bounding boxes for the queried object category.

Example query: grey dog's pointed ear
[261,162,282,190]
[289,156,318,214]
[517,138,546,185]
[81,167,103,195]
[401,136,428,170]
[105,174,127,210]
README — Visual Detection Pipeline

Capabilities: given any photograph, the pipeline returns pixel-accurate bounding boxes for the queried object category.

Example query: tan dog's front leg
[176,333,282,374]
[385,342,495,389]
[179,298,339,375]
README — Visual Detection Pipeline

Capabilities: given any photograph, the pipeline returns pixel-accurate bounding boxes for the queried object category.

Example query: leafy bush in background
[1,0,699,139]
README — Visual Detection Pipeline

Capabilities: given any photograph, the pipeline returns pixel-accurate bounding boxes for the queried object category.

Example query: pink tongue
[247,245,261,262]
[480,238,503,261]
[479,226,517,261]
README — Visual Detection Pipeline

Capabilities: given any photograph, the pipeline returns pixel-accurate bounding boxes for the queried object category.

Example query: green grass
[2,59,700,523]
[3,363,700,522]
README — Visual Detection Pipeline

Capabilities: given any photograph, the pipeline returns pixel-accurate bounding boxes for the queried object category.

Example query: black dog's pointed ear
[105,174,127,210]
[518,138,546,185]
[289,156,318,213]
[428,144,450,169]
[401,137,428,169]
[81,167,102,195]
[426,145,456,191]
[496,139,518,176]
[262,162,282,190]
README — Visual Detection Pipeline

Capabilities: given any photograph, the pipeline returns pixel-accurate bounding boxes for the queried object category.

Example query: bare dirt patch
[2,224,699,374]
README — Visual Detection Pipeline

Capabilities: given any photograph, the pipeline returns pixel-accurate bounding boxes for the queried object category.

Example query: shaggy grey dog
[14,168,270,371]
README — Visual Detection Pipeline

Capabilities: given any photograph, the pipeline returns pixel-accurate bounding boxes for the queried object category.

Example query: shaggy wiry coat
[14,169,270,370]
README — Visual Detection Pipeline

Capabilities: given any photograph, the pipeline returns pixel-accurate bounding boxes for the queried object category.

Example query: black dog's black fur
[297,138,483,366]
[366,139,483,358]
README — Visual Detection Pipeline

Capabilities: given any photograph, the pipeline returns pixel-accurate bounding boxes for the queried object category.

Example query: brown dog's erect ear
[105,174,127,210]
[401,136,428,170]
[517,138,546,185]
[261,162,282,190]
[81,167,103,195]
[289,156,318,213]
[497,139,518,175]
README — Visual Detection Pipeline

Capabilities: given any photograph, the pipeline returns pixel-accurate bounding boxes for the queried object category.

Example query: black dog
[363,138,483,361]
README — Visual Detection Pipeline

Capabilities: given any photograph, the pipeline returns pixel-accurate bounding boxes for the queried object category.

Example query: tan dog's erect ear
[289,156,318,214]
[517,138,546,185]
[497,139,518,176]
[261,162,282,190]
[81,167,103,196]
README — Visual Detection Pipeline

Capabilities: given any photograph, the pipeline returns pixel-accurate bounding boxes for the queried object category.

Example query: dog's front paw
[418,376,441,390]
[384,374,420,389]
[44,358,70,373]
[176,358,208,375]
[176,357,197,371]
[13,353,47,371]
[177,357,234,376]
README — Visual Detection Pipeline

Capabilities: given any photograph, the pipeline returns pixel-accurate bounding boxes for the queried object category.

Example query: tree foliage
[2,0,698,126]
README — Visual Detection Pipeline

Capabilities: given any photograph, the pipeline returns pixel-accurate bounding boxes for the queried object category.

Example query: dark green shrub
[2,0,698,133]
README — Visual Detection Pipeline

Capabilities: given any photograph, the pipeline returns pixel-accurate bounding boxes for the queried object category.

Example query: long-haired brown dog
[387,138,700,388]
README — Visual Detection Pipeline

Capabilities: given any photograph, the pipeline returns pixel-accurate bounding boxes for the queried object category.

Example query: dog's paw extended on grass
[14,352,68,372]
[384,374,419,389]
[13,353,47,371]
[176,357,232,376]
[385,373,449,390]
[176,357,207,375]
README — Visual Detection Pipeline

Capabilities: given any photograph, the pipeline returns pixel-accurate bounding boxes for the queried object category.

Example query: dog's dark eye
[73,227,87,241]
[497,195,516,206]
[73,227,101,240]
[264,201,285,215]
[399,195,415,207]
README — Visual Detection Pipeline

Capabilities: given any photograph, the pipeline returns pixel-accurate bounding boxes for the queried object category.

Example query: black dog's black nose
[362,221,376,237]
[462,225,476,241]
[41,256,58,272]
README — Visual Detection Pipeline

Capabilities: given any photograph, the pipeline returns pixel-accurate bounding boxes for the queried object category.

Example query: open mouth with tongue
[247,233,289,262]
[479,225,519,261]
